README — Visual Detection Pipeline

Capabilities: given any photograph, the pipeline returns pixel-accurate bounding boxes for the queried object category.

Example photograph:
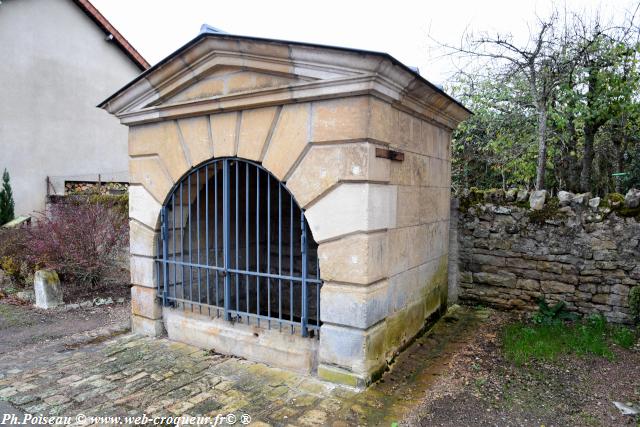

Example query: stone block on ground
[558,191,574,206]
[34,270,63,309]
[625,188,640,208]
[529,190,547,210]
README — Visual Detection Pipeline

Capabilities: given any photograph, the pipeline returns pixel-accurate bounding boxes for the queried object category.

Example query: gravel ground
[0,299,131,356]
[406,310,640,427]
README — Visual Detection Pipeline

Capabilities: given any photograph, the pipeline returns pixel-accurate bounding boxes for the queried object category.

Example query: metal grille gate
[156,158,322,337]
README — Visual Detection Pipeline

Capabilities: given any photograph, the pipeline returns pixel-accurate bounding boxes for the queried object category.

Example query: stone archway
[102,33,470,387]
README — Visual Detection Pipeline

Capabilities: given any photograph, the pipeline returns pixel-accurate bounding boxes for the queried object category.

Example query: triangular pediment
[100,33,471,129]
[152,66,313,106]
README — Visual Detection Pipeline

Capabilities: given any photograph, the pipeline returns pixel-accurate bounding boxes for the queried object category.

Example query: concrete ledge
[163,308,319,374]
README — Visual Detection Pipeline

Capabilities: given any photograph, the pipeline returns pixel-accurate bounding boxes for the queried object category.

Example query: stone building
[101,32,470,387]
[0,0,148,215]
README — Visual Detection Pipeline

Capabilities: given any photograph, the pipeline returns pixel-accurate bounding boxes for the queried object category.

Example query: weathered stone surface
[131,286,162,320]
[318,232,387,285]
[129,121,189,182]
[129,220,157,257]
[516,189,529,202]
[129,185,162,230]
[129,157,173,204]
[177,116,213,166]
[34,270,63,309]
[132,314,164,337]
[305,183,396,243]
[287,143,389,208]
[505,188,517,202]
[236,106,278,161]
[455,198,639,323]
[558,190,574,206]
[572,192,591,206]
[625,188,640,208]
[211,111,239,158]
[262,103,310,180]
[529,190,547,210]
[130,255,156,288]
[311,97,369,142]
[588,197,601,210]
[320,281,389,329]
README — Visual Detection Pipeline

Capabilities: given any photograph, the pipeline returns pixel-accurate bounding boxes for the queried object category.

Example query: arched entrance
[156,158,321,337]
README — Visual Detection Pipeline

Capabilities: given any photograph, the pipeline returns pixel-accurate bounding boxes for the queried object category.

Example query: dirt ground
[0,300,130,355]
[406,310,640,427]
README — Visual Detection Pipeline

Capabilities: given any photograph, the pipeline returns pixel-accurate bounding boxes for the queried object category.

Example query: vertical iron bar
[256,167,260,326]
[267,174,271,328]
[245,163,250,322]
[172,193,176,301]
[188,174,193,311]
[278,185,282,331]
[215,164,219,315]
[235,162,239,312]
[289,195,293,333]
[301,210,308,337]
[180,181,185,311]
[317,261,320,328]
[205,165,210,316]
[223,160,231,321]
[197,168,201,313]
[161,207,169,306]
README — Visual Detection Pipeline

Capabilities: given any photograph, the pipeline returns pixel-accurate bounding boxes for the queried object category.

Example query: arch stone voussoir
[129,121,189,182]
[262,103,310,180]
[287,142,390,208]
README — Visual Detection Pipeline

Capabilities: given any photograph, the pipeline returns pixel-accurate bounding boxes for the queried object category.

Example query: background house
[0,0,148,215]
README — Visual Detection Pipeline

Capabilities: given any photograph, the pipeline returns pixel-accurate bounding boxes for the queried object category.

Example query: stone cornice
[101,34,470,130]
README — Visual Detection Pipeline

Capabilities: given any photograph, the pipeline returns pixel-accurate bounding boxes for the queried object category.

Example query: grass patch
[503,315,637,365]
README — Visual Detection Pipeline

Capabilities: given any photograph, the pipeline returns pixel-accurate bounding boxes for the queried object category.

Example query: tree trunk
[535,107,548,190]
[580,124,595,192]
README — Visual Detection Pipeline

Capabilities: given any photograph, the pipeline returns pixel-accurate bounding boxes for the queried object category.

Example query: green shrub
[611,326,637,349]
[531,298,579,325]
[0,169,15,225]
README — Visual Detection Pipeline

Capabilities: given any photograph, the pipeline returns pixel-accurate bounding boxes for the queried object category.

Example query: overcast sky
[92,0,637,86]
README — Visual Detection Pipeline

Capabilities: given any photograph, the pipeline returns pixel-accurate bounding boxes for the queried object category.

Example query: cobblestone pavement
[0,306,484,426]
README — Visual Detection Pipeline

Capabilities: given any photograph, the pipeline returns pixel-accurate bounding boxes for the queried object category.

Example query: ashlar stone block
[129,219,157,257]
[131,285,162,320]
[129,156,173,203]
[129,122,189,182]
[129,185,162,230]
[320,281,389,329]
[262,102,311,180]
[130,255,156,288]
[211,111,239,158]
[318,232,388,285]
[304,183,397,243]
[311,97,369,142]
[287,143,390,207]
[237,106,278,161]
[177,116,213,166]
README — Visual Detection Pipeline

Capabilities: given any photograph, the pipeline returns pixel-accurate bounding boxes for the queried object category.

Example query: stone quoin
[100,32,470,387]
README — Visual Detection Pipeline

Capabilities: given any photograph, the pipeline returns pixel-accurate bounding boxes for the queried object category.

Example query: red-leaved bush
[24,200,129,290]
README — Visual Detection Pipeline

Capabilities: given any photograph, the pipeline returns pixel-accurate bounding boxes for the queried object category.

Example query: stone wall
[453,190,640,323]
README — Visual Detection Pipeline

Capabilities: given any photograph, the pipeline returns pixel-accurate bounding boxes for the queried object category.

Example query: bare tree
[434,12,569,189]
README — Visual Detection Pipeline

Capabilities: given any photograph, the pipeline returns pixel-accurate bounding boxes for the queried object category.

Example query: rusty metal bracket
[375,148,404,161]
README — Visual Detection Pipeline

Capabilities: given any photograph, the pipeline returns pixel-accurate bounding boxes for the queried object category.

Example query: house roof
[98,32,470,119]
[73,0,149,71]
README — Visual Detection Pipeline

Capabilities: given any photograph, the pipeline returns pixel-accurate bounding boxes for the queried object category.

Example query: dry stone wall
[454,190,640,323]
